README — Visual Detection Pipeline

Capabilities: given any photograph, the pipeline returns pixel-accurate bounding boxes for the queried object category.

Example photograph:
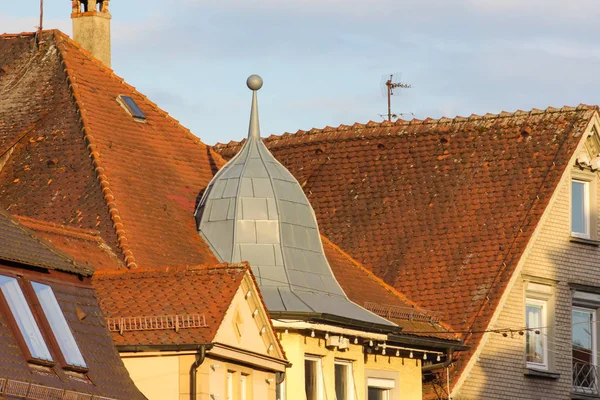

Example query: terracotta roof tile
[0,31,225,271]
[213,105,597,381]
[322,236,457,340]
[93,265,247,346]
[0,209,91,275]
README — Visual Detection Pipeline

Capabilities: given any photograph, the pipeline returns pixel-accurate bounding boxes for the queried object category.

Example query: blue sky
[2,1,600,144]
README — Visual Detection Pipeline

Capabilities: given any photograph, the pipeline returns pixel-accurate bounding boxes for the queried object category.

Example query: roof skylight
[117,95,146,121]
[0,276,53,362]
[32,282,87,368]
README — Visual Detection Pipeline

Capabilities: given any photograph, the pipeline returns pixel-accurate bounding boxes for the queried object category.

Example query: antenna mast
[37,0,44,46]
[384,74,411,121]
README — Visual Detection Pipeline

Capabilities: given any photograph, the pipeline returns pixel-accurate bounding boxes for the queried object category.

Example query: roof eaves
[0,210,93,276]
[321,235,457,335]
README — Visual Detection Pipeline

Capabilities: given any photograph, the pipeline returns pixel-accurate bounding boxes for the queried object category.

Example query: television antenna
[380,73,412,121]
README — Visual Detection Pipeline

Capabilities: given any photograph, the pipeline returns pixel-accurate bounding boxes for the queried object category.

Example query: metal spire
[247,74,263,139]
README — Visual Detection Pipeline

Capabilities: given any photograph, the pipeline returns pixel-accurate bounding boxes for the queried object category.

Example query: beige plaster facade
[119,272,286,400]
[278,329,422,400]
[453,117,600,399]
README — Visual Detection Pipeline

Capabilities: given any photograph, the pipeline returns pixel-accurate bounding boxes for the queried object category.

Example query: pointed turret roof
[196,76,394,328]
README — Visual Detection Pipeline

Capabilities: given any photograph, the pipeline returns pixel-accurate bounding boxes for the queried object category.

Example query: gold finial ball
[247,75,263,91]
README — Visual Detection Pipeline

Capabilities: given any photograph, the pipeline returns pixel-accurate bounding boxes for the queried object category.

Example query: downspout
[422,348,454,372]
[190,344,212,400]
[422,348,455,399]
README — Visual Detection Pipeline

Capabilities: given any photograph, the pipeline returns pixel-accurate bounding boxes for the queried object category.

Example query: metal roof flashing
[196,76,395,328]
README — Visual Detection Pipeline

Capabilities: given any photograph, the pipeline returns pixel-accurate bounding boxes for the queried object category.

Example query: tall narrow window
[335,360,354,400]
[227,371,233,400]
[31,282,87,368]
[572,179,590,238]
[305,356,323,400]
[572,307,597,394]
[240,374,247,400]
[0,276,53,362]
[526,298,547,369]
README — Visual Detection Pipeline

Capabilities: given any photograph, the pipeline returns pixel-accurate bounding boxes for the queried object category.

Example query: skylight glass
[32,282,87,368]
[118,95,146,120]
[0,276,53,362]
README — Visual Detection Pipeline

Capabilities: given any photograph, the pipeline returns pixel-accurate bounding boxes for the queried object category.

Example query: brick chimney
[71,0,111,67]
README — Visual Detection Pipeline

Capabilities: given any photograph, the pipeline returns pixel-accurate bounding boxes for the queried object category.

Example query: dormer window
[0,276,53,363]
[32,282,87,368]
[117,95,146,122]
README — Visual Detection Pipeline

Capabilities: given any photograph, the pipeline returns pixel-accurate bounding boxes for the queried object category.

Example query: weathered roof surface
[322,236,457,341]
[0,273,145,399]
[93,265,247,346]
[196,84,394,328]
[0,31,224,271]
[16,216,125,271]
[214,106,597,378]
[0,208,92,275]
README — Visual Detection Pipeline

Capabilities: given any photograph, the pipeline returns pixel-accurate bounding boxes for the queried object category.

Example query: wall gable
[214,271,284,361]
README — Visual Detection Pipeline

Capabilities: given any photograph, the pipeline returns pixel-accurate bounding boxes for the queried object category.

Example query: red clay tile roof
[213,105,597,381]
[0,209,92,275]
[92,265,247,346]
[16,216,125,271]
[322,236,457,340]
[0,31,225,271]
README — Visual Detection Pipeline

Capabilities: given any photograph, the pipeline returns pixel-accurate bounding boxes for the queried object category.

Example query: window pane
[0,276,52,361]
[572,181,587,235]
[368,388,389,400]
[240,374,247,400]
[32,282,86,367]
[335,363,348,400]
[305,359,318,400]
[226,372,233,400]
[573,309,594,364]
[526,303,545,365]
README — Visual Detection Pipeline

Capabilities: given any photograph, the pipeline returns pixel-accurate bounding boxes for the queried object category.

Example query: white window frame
[526,297,548,370]
[0,275,53,362]
[334,359,354,400]
[367,377,394,400]
[32,282,87,368]
[304,355,324,400]
[572,179,591,238]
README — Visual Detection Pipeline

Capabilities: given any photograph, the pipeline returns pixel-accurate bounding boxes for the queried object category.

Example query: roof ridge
[320,235,454,331]
[213,105,598,149]
[93,262,247,277]
[15,215,102,243]
[53,30,138,270]
[50,31,217,153]
[0,209,92,275]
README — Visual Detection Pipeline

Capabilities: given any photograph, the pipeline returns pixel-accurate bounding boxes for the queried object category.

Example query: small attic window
[117,95,146,122]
